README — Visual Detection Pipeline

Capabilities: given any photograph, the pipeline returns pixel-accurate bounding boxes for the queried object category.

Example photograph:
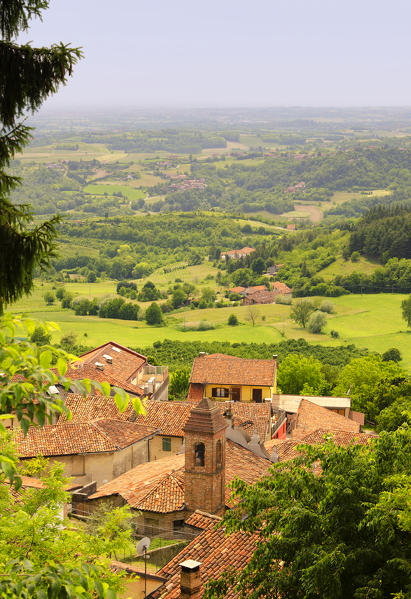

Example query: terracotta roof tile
[185,510,222,530]
[135,401,193,437]
[64,363,145,396]
[76,342,146,382]
[272,281,292,294]
[59,394,137,423]
[157,517,258,598]
[190,354,276,387]
[15,420,157,457]
[291,399,361,439]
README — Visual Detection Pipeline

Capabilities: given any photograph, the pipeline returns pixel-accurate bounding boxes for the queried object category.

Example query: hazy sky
[18,0,411,109]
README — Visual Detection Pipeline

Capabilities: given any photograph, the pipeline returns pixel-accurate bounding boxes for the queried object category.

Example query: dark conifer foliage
[0,0,82,310]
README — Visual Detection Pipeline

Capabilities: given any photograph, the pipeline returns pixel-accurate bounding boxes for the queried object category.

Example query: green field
[319,257,380,280]
[9,283,411,370]
[83,183,146,200]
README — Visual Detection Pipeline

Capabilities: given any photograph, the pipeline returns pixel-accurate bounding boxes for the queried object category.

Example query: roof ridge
[90,420,118,449]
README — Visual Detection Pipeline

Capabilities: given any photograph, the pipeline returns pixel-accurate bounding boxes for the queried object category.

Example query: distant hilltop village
[8,340,373,599]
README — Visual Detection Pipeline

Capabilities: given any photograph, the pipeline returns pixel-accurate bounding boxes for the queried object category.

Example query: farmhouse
[272,280,293,296]
[188,353,278,403]
[220,247,255,261]
[243,289,276,305]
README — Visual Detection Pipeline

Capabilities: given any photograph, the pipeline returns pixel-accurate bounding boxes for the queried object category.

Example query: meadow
[9,280,410,370]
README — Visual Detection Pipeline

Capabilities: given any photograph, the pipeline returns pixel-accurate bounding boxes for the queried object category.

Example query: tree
[246,305,259,327]
[334,355,405,420]
[251,257,266,275]
[0,448,133,598]
[172,287,187,309]
[401,295,411,328]
[228,314,239,326]
[30,325,51,346]
[290,299,315,328]
[138,280,160,301]
[43,290,55,305]
[145,302,163,325]
[382,347,402,363]
[277,353,327,395]
[0,1,82,312]
[205,427,411,599]
[169,369,190,400]
[307,310,327,334]
[87,270,96,282]
[201,287,216,305]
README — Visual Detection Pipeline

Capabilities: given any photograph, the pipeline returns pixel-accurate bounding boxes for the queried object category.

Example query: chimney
[95,362,104,371]
[180,560,202,598]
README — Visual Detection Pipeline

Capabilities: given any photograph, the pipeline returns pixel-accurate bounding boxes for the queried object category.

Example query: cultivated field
[9,282,410,370]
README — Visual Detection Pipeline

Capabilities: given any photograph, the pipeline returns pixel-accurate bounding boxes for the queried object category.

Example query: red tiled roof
[272,281,292,294]
[64,363,145,396]
[16,420,158,457]
[59,394,138,423]
[243,290,276,304]
[229,286,246,294]
[185,510,222,530]
[190,354,276,387]
[89,439,271,513]
[245,285,267,294]
[135,401,193,437]
[301,429,376,446]
[291,399,361,439]
[75,341,147,383]
[156,514,258,598]
[89,454,185,511]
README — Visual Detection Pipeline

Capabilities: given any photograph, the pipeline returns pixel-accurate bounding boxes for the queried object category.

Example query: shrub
[145,302,163,325]
[330,329,340,338]
[43,291,55,305]
[228,314,239,326]
[350,251,361,262]
[30,326,51,346]
[382,348,402,363]
[320,300,335,313]
[307,310,327,334]
[275,295,292,305]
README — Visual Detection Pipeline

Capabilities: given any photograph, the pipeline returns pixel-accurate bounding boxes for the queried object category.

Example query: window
[195,442,205,466]
[173,519,184,530]
[216,440,222,466]
[211,387,229,398]
[162,437,172,452]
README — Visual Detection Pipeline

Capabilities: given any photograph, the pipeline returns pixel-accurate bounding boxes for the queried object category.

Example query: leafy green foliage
[0,453,131,598]
[307,310,327,334]
[145,302,163,325]
[349,205,411,262]
[0,0,82,310]
[277,353,327,394]
[290,299,315,328]
[169,369,190,400]
[334,355,406,420]
[206,427,411,599]
[401,295,411,328]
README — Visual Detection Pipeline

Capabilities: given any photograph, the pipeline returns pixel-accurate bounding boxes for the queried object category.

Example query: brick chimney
[179,560,202,598]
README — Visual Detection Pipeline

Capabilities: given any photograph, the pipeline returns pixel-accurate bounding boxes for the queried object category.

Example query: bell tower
[184,398,227,516]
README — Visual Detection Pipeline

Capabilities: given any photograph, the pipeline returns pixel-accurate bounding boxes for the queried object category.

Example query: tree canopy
[205,427,411,599]
[0,0,82,310]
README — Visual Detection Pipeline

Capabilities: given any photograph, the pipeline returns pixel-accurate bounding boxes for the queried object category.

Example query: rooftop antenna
[136,536,151,597]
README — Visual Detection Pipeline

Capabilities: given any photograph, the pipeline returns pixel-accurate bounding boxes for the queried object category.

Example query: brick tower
[184,397,227,516]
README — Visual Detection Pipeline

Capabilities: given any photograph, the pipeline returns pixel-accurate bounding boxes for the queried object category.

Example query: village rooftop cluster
[6,340,375,598]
